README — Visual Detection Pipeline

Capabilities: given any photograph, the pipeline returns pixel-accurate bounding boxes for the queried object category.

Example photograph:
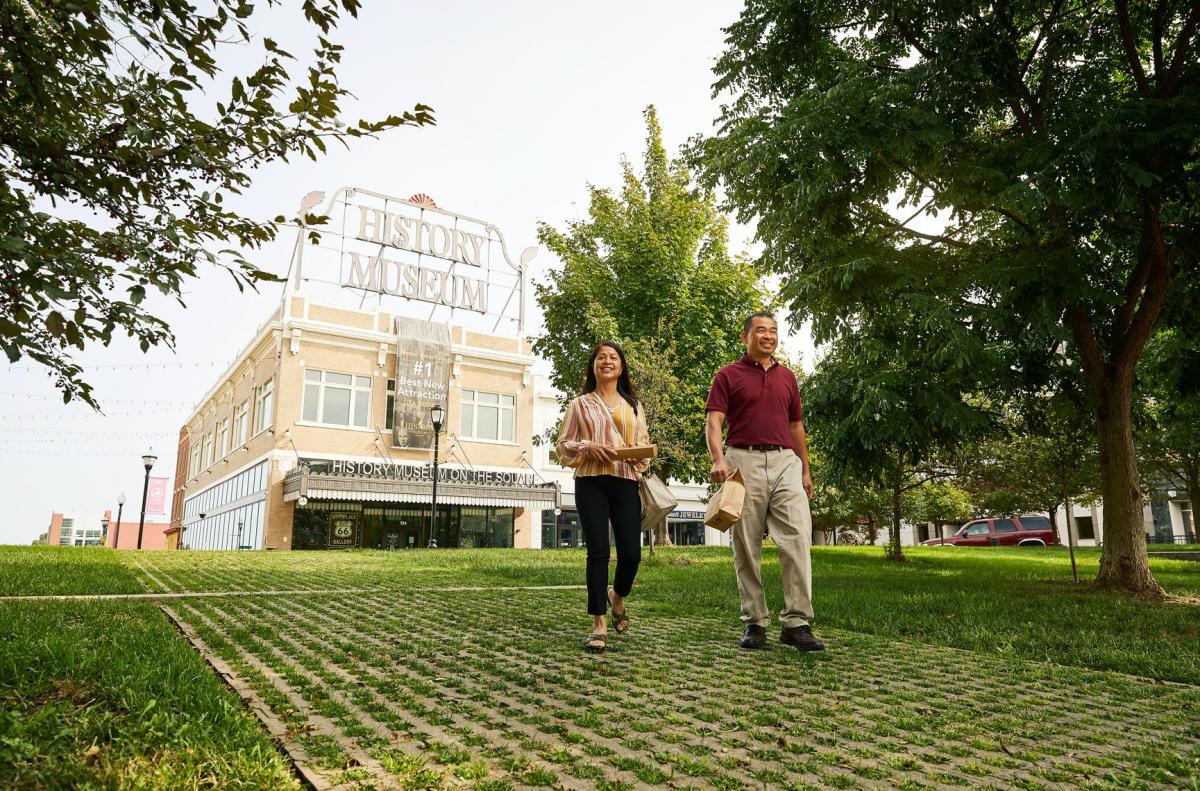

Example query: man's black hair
[742,311,776,334]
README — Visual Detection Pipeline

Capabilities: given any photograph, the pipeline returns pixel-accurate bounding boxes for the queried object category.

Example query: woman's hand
[583,442,617,463]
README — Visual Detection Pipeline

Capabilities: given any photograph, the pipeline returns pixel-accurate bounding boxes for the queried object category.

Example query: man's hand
[711,457,731,484]
[802,470,814,499]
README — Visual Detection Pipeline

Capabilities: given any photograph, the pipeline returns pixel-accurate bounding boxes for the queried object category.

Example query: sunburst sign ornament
[408,193,438,209]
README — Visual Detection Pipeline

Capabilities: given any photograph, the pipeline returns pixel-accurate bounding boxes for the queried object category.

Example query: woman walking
[556,341,651,653]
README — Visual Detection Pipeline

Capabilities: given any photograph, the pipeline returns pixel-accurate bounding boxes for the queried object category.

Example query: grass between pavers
[173,587,1200,790]
[129,545,1200,684]
[3,546,1198,789]
[0,598,299,789]
[0,546,145,596]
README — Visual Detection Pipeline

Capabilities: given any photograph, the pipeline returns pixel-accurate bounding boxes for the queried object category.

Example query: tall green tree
[536,106,770,488]
[694,0,1199,594]
[1137,328,1200,539]
[803,311,991,560]
[1,1,433,406]
[958,384,1099,579]
[905,481,974,542]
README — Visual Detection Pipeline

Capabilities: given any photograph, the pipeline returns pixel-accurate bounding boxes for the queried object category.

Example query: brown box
[612,444,657,460]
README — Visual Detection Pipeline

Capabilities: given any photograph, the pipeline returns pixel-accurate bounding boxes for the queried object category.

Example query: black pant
[576,475,642,616]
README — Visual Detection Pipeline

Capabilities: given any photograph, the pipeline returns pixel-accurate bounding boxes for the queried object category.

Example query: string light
[0,393,194,406]
[0,428,175,437]
[0,409,187,419]
[3,359,234,372]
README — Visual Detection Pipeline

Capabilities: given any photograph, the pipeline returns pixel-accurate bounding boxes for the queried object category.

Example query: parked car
[922,515,1060,547]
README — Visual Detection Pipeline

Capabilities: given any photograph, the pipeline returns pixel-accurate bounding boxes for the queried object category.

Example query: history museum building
[169,188,558,550]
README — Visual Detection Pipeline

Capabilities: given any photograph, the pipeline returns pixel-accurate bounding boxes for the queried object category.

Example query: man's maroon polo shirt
[706,354,804,448]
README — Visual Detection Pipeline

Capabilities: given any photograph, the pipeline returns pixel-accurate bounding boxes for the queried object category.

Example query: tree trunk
[886,465,905,561]
[1092,381,1165,596]
[1186,481,1199,543]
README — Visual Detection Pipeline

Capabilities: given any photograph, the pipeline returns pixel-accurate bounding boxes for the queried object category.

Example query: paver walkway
[112,554,1200,790]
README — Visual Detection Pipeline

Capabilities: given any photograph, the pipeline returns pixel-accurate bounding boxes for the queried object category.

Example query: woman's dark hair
[582,341,638,412]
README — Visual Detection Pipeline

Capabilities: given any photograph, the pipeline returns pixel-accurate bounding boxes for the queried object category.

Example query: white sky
[0,1,818,545]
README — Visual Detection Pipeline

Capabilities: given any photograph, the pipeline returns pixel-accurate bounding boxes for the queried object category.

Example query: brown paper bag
[704,469,745,532]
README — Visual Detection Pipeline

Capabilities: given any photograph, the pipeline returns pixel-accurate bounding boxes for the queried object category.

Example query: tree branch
[1114,235,1154,339]
[891,14,936,58]
[1114,204,1172,374]
[1151,0,1169,76]
[879,221,971,249]
[1068,307,1107,396]
[1116,0,1154,96]
[1159,3,1200,97]
[1020,0,1065,80]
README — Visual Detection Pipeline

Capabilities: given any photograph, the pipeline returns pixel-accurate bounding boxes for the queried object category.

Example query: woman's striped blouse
[555,392,651,481]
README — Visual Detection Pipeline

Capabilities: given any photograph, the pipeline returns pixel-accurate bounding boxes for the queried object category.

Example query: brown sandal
[608,588,630,634]
[583,632,607,653]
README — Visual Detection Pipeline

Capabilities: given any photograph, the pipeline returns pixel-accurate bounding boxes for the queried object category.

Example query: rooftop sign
[292,187,534,331]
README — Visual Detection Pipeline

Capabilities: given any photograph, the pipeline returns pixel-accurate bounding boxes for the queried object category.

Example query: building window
[189,445,200,479]
[1076,515,1095,540]
[234,399,249,446]
[302,369,371,428]
[386,379,395,430]
[460,390,515,442]
[58,517,74,546]
[253,377,274,435]
[202,433,214,469]
[216,418,230,459]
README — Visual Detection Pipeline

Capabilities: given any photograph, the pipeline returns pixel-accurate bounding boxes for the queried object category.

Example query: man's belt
[730,444,788,452]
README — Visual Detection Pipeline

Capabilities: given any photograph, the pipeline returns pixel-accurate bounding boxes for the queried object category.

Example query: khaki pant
[726,447,814,628]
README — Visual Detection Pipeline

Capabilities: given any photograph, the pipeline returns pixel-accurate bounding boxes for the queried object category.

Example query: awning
[306,487,556,509]
[284,467,559,510]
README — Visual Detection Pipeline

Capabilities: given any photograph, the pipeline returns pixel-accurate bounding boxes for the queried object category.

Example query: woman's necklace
[595,392,622,410]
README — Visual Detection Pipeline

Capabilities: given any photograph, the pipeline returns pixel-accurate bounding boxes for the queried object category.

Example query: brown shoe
[739,624,767,650]
[780,625,825,652]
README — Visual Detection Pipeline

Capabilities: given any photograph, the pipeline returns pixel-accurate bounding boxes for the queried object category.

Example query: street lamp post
[100,515,109,547]
[113,493,126,549]
[236,521,244,550]
[136,451,157,550]
[428,404,445,548]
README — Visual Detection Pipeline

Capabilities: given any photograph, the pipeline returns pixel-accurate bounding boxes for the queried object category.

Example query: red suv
[922,515,1060,547]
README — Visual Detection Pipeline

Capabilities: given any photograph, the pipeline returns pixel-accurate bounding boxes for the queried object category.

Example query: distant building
[106,519,172,550]
[168,188,557,550]
[46,512,107,547]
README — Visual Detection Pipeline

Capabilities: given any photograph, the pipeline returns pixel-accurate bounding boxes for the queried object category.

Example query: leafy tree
[1,1,433,406]
[963,387,1100,523]
[694,0,1199,594]
[1137,328,1200,541]
[904,481,974,543]
[536,106,771,492]
[803,312,990,560]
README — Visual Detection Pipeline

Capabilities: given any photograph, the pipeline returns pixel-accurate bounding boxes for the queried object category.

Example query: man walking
[706,312,824,652]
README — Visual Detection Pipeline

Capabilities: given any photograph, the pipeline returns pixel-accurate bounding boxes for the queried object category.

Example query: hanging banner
[392,317,451,449]
[146,476,170,514]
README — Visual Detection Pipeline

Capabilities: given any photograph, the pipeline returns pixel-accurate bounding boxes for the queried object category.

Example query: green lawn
[0,598,298,789]
[1,545,1197,789]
